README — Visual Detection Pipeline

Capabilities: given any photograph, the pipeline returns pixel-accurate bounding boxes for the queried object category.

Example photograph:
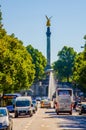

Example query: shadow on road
[44,109,86,129]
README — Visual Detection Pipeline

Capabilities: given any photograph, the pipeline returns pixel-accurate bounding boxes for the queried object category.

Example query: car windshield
[82,104,86,108]
[44,99,49,102]
[78,103,81,106]
[0,109,7,117]
[32,100,36,104]
[16,100,30,107]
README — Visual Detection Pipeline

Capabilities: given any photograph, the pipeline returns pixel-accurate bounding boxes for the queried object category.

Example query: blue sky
[1,0,86,63]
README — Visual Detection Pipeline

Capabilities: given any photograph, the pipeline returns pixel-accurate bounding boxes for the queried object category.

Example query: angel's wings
[45,15,52,20]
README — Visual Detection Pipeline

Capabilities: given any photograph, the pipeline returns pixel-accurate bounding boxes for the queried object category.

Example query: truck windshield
[58,90,72,96]
[16,100,30,107]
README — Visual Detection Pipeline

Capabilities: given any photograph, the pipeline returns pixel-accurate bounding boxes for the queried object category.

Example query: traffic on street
[11,102,86,130]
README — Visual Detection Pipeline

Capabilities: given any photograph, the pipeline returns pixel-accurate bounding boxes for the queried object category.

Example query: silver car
[32,100,38,111]
[0,107,13,130]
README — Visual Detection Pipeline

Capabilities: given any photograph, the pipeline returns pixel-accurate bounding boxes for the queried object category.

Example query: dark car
[0,107,13,130]
[79,102,86,115]
[75,103,82,111]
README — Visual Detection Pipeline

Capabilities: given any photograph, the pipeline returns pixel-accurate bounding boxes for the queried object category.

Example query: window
[58,90,72,96]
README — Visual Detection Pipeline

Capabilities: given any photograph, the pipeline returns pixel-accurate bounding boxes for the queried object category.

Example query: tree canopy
[26,45,47,82]
[53,46,77,82]
[0,31,35,93]
[73,37,86,92]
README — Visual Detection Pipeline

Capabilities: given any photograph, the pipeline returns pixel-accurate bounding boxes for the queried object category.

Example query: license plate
[20,112,26,115]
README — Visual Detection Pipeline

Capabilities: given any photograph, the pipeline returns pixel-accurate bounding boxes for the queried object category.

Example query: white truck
[14,96,33,117]
[55,88,73,115]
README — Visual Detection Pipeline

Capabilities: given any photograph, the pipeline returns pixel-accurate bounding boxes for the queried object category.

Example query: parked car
[31,103,36,114]
[40,99,51,108]
[75,103,82,111]
[36,97,41,102]
[32,100,38,111]
[0,107,13,130]
[79,102,86,115]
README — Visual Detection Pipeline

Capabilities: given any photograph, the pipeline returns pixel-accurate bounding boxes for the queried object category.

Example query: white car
[0,107,13,130]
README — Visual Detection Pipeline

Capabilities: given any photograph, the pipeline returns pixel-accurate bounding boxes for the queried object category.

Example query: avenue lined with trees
[0,8,86,95]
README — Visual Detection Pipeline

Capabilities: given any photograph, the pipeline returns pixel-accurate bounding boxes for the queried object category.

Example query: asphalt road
[12,105,86,130]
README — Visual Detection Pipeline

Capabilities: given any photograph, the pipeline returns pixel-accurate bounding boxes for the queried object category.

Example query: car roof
[32,99,36,101]
[16,96,32,101]
[0,107,7,109]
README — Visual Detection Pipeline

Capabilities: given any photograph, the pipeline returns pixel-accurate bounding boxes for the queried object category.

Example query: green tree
[0,6,3,28]
[0,35,35,93]
[83,35,86,40]
[26,45,47,82]
[0,7,6,39]
[53,46,77,82]
[73,36,86,92]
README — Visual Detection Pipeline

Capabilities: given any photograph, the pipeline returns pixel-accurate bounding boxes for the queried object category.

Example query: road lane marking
[41,124,50,127]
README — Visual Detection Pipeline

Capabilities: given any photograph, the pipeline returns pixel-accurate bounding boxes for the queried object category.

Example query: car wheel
[15,112,18,118]
[6,126,11,130]
[33,110,36,113]
[70,111,72,115]
[56,112,59,115]
[56,110,59,115]
[79,112,82,115]
[29,111,33,117]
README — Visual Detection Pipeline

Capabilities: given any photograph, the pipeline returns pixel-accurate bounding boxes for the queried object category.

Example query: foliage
[73,35,86,92]
[83,35,86,40]
[53,46,77,82]
[0,32,35,93]
[0,6,3,28]
[73,49,86,92]
[26,45,47,82]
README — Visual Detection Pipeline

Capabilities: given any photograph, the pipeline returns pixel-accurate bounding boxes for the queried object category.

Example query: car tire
[7,126,12,130]
[15,112,18,118]
[70,111,72,115]
[33,110,36,113]
[56,112,59,115]
[56,110,59,115]
[79,112,82,115]
[29,111,33,117]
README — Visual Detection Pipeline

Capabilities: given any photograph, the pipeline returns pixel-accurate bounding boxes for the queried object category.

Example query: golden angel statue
[45,15,52,27]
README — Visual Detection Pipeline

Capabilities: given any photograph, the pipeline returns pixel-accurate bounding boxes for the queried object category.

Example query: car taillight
[71,104,72,109]
[55,102,59,108]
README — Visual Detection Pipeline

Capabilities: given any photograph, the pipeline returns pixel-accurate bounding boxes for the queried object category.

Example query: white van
[14,96,33,117]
